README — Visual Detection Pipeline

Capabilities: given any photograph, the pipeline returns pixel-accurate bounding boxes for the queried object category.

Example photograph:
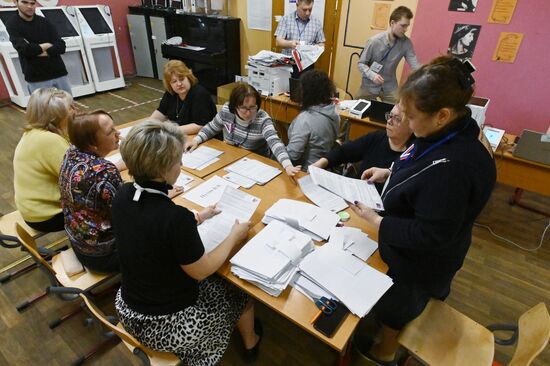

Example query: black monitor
[174,16,225,51]
[0,10,17,26]
[40,9,79,38]
[80,7,112,35]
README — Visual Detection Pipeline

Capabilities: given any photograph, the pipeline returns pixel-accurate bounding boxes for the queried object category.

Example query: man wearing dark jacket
[6,0,71,94]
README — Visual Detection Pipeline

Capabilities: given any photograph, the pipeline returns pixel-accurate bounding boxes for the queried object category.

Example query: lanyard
[380,41,396,63]
[397,128,462,170]
[132,182,169,202]
[295,17,308,40]
[229,117,251,148]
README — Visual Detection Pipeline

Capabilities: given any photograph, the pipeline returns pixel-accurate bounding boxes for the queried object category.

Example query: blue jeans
[27,75,72,95]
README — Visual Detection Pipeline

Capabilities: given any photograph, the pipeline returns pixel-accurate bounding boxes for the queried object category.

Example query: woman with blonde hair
[112,120,262,365]
[150,60,216,134]
[13,87,74,232]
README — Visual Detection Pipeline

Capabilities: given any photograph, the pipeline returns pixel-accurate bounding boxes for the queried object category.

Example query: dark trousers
[25,212,65,233]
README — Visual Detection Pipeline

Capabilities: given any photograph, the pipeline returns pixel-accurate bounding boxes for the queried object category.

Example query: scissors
[315,296,338,315]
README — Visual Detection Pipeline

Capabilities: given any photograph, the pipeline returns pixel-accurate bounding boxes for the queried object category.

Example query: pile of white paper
[198,186,260,253]
[105,152,123,166]
[298,175,348,212]
[225,157,281,185]
[263,199,340,241]
[118,126,132,140]
[230,220,314,296]
[309,166,384,211]
[299,245,393,317]
[182,146,223,170]
[175,172,194,190]
[183,175,239,207]
[248,50,293,67]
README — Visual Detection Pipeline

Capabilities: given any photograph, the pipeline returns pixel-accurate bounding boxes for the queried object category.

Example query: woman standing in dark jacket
[351,55,496,365]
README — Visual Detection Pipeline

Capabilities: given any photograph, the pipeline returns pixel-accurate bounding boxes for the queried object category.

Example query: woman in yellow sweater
[13,88,74,232]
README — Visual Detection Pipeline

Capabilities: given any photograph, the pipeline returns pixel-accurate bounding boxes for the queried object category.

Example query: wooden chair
[0,211,66,285]
[398,299,550,366]
[79,293,183,366]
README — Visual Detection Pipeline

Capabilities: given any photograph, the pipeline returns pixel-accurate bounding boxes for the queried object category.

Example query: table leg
[508,188,550,217]
[336,341,352,366]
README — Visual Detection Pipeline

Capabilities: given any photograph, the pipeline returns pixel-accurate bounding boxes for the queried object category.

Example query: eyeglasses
[385,112,403,126]
[237,105,258,113]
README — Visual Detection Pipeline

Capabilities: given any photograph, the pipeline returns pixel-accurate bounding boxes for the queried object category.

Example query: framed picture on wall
[449,0,478,12]
[448,24,481,60]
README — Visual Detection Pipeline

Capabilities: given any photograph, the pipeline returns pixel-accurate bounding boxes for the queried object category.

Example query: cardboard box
[217,81,239,105]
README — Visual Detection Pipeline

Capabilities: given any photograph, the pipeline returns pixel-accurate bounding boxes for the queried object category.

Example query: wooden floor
[0,77,548,365]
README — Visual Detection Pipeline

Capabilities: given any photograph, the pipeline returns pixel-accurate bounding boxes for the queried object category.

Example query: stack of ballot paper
[327,226,378,261]
[298,175,348,212]
[183,176,239,207]
[182,146,223,170]
[230,220,314,296]
[299,245,393,317]
[308,166,384,211]
[198,186,260,253]
[225,157,281,185]
[263,199,340,241]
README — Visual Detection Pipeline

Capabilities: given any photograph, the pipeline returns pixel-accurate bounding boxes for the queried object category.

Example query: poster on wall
[448,24,481,60]
[492,32,523,63]
[448,0,478,12]
[371,3,391,30]
[488,0,517,24]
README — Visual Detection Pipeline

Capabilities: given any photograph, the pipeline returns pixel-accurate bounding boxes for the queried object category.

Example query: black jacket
[379,112,496,282]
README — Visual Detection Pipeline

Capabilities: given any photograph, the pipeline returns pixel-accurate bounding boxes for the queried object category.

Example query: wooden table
[180,139,250,178]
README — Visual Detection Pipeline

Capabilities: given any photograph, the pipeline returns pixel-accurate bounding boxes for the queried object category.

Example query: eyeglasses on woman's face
[237,105,258,113]
[385,111,403,126]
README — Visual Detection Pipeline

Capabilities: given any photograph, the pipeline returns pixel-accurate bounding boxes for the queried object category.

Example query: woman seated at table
[150,60,216,135]
[286,70,340,171]
[59,111,123,273]
[310,103,413,193]
[112,120,262,365]
[187,83,301,176]
[351,55,496,365]
[13,87,74,233]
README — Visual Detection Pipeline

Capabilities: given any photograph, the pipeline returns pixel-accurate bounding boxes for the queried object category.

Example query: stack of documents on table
[327,227,378,261]
[230,220,314,296]
[298,175,348,212]
[118,126,133,140]
[183,175,238,207]
[105,153,123,166]
[182,146,223,170]
[299,245,393,317]
[198,186,260,253]
[309,166,384,211]
[225,157,281,185]
[248,50,293,67]
[263,199,340,241]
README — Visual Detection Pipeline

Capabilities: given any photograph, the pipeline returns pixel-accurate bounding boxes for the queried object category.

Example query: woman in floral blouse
[59,111,122,273]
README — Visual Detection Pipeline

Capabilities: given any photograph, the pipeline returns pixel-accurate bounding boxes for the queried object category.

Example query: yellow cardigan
[13,129,70,223]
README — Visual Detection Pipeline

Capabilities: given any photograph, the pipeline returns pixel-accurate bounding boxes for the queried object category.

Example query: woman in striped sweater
[187,83,301,176]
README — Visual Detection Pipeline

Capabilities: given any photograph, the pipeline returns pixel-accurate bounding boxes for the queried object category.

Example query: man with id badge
[275,0,325,77]
[357,6,419,103]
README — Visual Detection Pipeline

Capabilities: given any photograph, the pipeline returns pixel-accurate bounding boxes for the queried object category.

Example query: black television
[40,9,79,38]
[174,15,225,51]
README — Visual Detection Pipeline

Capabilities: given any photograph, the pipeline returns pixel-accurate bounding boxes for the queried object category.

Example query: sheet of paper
[488,0,517,24]
[175,172,194,188]
[179,45,206,51]
[247,0,272,31]
[492,32,523,63]
[105,152,122,165]
[222,172,256,189]
[183,175,238,208]
[182,146,223,169]
[298,175,348,212]
[225,157,281,184]
[198,186,261,252]
[195,157,220,171]
[371,3,391,30]
[328,227,378,261]
[309,166,384,211]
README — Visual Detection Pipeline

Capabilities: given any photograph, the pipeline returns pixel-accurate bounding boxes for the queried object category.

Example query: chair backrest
[509,303,550,366]
[398,299,495,366]
[79,293,153,358]
[15,222,56,275]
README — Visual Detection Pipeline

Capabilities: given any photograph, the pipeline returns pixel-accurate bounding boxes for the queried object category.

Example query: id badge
[370,61,383,73]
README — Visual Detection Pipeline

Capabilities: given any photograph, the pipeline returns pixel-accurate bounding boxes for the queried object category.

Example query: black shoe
[242,318,263,363]
[353,333,397,366]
